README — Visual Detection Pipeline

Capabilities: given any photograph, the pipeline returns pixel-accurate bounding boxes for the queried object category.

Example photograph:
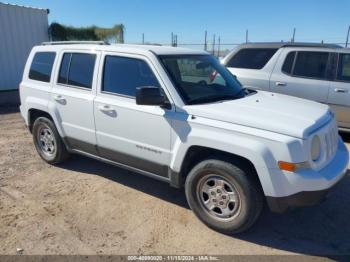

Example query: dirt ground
[0,108,349,257]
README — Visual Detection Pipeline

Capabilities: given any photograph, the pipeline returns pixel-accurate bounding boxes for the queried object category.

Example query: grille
[324,126,338,160]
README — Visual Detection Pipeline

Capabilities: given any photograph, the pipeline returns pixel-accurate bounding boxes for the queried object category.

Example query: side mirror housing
[136,86,166,106]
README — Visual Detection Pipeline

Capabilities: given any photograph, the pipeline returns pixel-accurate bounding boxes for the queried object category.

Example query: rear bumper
[19,105,28,126]
[267,138,349,213]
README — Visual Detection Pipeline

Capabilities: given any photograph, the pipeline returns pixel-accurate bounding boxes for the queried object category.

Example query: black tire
[185,158,263,234]
[32,117,69,164]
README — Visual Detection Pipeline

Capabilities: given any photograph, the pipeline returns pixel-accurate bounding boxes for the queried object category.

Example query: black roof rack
[238,42,342,49]
[41,41,109,45]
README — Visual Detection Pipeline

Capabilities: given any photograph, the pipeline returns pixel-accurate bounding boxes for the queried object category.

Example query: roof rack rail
[240,42,342,49]
[41,41,109,45]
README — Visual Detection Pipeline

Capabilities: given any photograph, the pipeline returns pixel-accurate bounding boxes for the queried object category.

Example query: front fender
[170,127,280,195]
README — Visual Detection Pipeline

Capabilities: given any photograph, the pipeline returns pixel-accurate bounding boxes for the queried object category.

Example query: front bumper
[266,186,341,213]
[267,138,349,213]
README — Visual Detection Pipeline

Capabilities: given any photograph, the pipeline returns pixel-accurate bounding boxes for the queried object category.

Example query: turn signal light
[278,161,296,172]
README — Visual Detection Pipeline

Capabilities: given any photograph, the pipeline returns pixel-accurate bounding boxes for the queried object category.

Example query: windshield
[159,55,244,105]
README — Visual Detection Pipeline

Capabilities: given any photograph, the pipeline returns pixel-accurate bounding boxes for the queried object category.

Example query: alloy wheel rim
[196,174,241,221]
[37,125,56,157]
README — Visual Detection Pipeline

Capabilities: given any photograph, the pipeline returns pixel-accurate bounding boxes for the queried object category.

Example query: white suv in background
[19,42,349,234]
[222,43,350,130]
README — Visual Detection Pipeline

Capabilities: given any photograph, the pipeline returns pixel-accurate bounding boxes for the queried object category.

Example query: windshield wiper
[187,94,240,105]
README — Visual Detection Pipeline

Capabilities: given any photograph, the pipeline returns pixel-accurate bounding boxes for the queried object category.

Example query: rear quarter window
[29,52,56,82]
[226,48,277,69]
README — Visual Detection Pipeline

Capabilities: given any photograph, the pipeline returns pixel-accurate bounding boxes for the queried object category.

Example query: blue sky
[6,0,350,47]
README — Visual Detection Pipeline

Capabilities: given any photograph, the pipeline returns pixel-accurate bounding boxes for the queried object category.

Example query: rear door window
[337,53,350,82]
[58,53,96,89]
[293,51,329,79]
[29,52,56,82]
[226,48,278,69]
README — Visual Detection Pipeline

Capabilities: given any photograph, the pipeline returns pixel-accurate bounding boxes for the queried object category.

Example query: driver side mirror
[136,86,167,107]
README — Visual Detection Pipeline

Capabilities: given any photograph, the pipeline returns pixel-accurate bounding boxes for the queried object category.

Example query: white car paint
[19,43,349,205]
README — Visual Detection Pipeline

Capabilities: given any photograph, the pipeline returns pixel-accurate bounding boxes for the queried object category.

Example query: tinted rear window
[293,51,329,79]
[29,52,56,82]
[282,51,296,74]
[226,48,277,69]
[102,56,160,97]
[58,53,96,89]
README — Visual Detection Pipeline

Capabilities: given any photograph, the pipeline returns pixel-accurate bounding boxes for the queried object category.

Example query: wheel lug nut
[217,189,221,193]
[219,201,224,205]
[211,191,215,196]
[212,199,217,202]
[222,195,227,199]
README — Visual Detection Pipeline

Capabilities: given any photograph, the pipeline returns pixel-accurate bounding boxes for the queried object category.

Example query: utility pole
[212,34,216,56]
[174,34,178,47]
[142,33,144,44]
[204,30,207,51]
[245,29,248,43]
[171,32,174,46]
[217,36,221,57]
[291,28,296,43]
[346,26,350,47]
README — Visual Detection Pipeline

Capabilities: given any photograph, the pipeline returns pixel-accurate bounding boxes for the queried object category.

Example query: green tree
[49,22,125,43]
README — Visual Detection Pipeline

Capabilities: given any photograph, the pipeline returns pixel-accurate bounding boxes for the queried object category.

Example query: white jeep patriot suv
[20,41,349,234]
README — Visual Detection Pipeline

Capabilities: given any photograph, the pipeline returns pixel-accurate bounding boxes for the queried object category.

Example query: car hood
[183,91,331,139]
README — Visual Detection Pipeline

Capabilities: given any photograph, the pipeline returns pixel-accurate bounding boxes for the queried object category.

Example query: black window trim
[28,51,57,83]
[56,51,96,91]
[281,50,332,81]
[335,52,350,83]
[100,54,169,101]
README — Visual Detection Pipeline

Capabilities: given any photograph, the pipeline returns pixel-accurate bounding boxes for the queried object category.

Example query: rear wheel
[185,158,263,234]
[32,117,69,164]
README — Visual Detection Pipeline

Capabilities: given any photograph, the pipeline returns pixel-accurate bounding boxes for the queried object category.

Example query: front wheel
[185,159,263,234]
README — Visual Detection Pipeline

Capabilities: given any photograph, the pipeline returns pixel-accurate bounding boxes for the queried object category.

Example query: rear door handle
[275,81,287,86]
[334,88,348,93]
[53,95,66,103]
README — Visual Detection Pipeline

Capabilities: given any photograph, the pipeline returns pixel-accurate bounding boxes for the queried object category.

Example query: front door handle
[98,105,116,115]
[275,81,287,87]
[53,95,66,104]
[334,88,348,93]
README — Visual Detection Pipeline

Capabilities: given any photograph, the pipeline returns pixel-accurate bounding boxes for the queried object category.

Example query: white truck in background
[222,42,350,131]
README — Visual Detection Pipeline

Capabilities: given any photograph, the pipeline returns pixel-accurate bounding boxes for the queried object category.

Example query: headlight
[311,135,321,162]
